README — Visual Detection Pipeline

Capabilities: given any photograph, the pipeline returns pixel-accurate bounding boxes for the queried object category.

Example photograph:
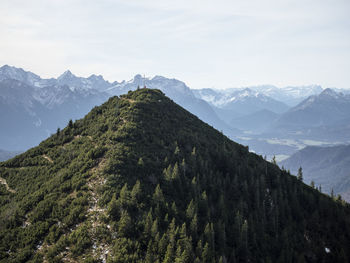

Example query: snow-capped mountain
[2,64,350,161]
[0,65,113,91]
[194,85,324,107]
[0,78,109,150]
[248,85,323,106]
[277,88,350,127]
[221,88,289,115]
[56,70,112,91]
[0,65,43,87]
[0,65,238,151]
[194,88,289,115]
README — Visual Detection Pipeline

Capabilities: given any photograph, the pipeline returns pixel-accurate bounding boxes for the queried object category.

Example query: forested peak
[1,88,350,262]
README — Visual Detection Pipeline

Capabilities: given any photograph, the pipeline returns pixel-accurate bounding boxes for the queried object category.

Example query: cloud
[0,0,349,89]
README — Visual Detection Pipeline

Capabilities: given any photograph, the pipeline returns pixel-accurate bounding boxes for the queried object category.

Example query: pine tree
[271,155,277,165]
[172,162,180,180]
[145,240,154,263]
[151,218,159,238]
[310,181,315,189]
[186,199,196,220]
[190,214,198,241]
[108,196,119,220]
[119,183,130,209]
[297,167,303,182]
[174,145,180,155]
[68,119,73,129]
[118,211,132,237]
[163,243,175,263]
[164,164,173,181]
[131,180,141,205]
[158,233,169,256]
[144,209,153,236]
[202,242,212,263]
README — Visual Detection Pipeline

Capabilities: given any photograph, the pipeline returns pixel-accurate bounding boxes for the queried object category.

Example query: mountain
[221,88,289,115]
[0,65,238,151]
[0,65,113,90]
[248,85,323,106]
[270,89,350,140]
[56,70,112,91]
[280,144,350,202]
[194,88,289,115]
[193,85,323,109]
[1,89,350,262]
[0,65,43,87]
[0,76,109,150]
[193,88,289,128]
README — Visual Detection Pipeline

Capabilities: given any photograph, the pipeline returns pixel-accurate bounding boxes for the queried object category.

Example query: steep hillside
[281,144,350,202]
[1,89,350,262]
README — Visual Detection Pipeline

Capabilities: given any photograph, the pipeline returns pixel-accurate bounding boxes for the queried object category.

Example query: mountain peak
[58,70,75,80]
[88,74,104,81]
[0,64,11,70]
[131,74,144,83]
[0,64,41,85]
[320,88,342,98]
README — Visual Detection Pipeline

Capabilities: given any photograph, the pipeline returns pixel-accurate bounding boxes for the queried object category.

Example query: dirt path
[0,177,16,193]
[42,155,53,163]
[87,158,111,262]
[123,98,136,104]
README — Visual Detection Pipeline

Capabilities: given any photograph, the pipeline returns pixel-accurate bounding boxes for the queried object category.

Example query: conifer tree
[297,167,303,182]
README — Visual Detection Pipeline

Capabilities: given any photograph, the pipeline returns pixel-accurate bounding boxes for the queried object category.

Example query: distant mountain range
[268,88,350,141]
[193,88,289,127]
[280,144,350,202]
[193,85,323,108]
[195,83,350,162]
[247,85,324,106]
[0,65,235,151]
[193,87,289,113]
[2,64,350,161]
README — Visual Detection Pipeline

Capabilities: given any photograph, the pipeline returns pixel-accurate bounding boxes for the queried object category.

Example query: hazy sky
[1,0,349,89]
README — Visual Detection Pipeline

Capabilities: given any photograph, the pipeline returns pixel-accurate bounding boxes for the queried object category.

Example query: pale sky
[0,0,349,89]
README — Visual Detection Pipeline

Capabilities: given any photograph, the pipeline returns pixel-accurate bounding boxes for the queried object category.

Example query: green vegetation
[1,88,350,262]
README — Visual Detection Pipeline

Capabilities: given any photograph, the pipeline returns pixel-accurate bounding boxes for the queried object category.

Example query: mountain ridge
[1,88,350,262]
